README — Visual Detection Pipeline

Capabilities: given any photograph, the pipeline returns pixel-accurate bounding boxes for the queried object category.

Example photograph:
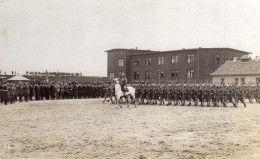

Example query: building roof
[105,48,157,53]
[211,59,260,76]
[128,47,250,56]
[7,75,30,81]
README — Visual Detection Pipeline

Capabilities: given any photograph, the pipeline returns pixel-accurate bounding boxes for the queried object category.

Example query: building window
[171,56,178,64]
[134,59,139,66]
[145,71,151,79]
[235,78,239,84]
[158,57,164,65]
[157,70,164,79]
[118,59,124,67]
[119,72,124,77]
[109,73,114,80]
[217,54,220,63]
[171,70,178,78]
[241,78,245,85]
[231,56,234,60]
[187,55,194,63]
[223,55,229,61]
[146,57,151,66]
[221,78,225,84]
[187,69,194,79]
[134,72,139,80]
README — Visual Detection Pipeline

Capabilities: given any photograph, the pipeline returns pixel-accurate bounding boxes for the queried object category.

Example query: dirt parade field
[0,99,260,159]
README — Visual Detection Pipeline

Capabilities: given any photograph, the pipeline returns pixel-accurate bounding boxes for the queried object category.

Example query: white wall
[213,75,260,85]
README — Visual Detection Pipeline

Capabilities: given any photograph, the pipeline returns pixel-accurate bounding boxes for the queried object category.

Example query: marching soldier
[17,83,23,102]
[23,83,30,102]
[103,83,112,103]
[234,86,246,107]
[34,83,40,100]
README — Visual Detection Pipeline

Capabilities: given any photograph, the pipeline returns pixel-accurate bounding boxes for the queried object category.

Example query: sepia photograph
[0,0,260,158]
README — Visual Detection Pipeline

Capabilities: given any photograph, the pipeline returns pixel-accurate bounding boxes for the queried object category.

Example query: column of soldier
[0,81,106,105]
[1,81,260,107]
[103,81,260,107]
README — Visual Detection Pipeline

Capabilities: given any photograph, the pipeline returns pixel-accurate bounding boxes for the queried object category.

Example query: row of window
[220,78,260,84]
[133,55,194,66]
[133,69,195,80]
[120,54,241,67]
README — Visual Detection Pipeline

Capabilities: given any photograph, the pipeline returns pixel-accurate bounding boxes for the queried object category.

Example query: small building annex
[211,55,260,85]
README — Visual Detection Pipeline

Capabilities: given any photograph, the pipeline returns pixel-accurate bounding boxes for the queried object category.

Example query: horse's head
[113,78,120,84]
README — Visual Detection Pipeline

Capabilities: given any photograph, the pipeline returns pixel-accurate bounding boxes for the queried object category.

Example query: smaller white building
[211,56,260,85]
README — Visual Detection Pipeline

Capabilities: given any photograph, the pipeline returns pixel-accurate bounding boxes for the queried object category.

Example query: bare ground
[0,99,260,159]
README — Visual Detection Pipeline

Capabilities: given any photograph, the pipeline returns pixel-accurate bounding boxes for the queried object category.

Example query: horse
[113,78,136,108]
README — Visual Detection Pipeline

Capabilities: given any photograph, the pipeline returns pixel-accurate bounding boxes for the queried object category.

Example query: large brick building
[106,48,250,82]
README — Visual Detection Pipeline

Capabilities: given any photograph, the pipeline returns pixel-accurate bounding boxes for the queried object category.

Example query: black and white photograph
[0,0,260,158]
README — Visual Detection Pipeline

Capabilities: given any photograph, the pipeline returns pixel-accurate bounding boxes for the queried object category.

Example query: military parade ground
[0,98,260,159]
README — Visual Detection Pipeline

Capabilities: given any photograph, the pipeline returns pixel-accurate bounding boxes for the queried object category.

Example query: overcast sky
[0,0,260,76]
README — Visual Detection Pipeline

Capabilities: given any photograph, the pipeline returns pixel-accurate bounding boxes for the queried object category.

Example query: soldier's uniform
[220,87,228,107]
[17,83,23,102]
[69,84,74,99]
[23,84,30,102]
[7,84,14,104]
[39,84,45,100]
[0,83,3,104]
[64,84,69,99]
[82,84,87,99]
[13,85,17,102]
[50,83,56,100]
[29,84,34,100]
[234,87,246,107]
[135,85,141,104]
[198,86,204,106]
[34,84,40,100]
[181,86,187,106]
[45,84,50,100]
[192,86,199,106]
[55,84,60,99]
[2,84,8,105]
[110,84,115,103]
[166,86,173,106]
[103,84,111,103]
[73,84,78,99]
[78,84,82,99]
[159,86,166,105]
[152,86,159,105]
[227,87,236,107]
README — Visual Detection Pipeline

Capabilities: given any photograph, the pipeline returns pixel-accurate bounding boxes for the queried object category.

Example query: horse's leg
[115,96,118,108]
[126,95,130,108]
[133,95,136,107]
[116,95,122,108]
[119,96,123,108]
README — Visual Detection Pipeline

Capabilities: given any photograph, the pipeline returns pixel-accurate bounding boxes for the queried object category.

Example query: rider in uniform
[119,74,128,93]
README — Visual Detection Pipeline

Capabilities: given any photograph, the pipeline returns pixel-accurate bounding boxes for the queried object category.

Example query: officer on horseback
[119,73,128,93]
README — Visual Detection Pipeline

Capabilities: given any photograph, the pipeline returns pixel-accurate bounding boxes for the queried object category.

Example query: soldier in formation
[103,81,260,108]
[0,81,107,105]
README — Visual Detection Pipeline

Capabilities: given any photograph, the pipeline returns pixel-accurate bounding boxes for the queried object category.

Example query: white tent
[7,76,30,82]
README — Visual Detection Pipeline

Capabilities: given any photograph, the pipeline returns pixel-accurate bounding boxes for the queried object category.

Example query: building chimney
[136,47,138,50]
